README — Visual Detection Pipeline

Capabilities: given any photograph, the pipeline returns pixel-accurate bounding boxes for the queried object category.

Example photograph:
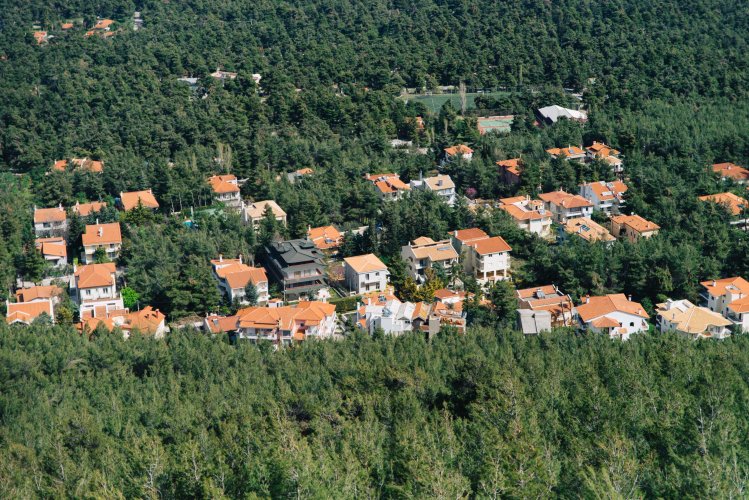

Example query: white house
[72,263,125,317]
[410,174,456,206]
[208,174,241,209]
[343,254,389,295]
[538,190,593,223]
[579,180,628,214]
[234,301,337,346]
[81,222,122,264]
[576,293,649,340]
[401,237,459,283]
[35,237,67,267]
[210,255,269,305]
[700,277,749,332]
[656,299,732,339]
[365,173,411,201]
[442,144,473,165]
[451,228,511,284]
[242,200,287,228]
[499,196,553,238]
[33,205,68,238]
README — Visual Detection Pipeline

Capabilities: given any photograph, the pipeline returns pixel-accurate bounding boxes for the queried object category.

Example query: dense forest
[3,326,749,498]
[2,0,749,495]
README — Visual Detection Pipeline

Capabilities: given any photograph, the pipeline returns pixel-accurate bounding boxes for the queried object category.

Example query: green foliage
[243,282,258,307]
[121,286,140,310]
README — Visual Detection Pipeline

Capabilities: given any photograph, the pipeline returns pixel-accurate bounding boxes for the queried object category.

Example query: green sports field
[398,91,512,113]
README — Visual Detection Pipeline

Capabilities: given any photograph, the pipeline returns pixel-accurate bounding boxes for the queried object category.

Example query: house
[401,237,459,283]
[35,237,67,267]
[15,285,63,304]
[210,68,238,80]
[208,174,241,208]
[610,214,660,243]
[81,222,122,264]
[516,285,576,334]
[499,196,553,238]
[33,205,68,237]
[698,192,748,216]
[70,158,104,173]
[210,255,269,305]
[93,19,114,30]
[409,173,456,206]
[203,314,240,335]
[262,239,327,301]
[120,189,159,211]
[564,217,616,243]
[450,228,512,284]
[497,158,522,185]
[656,299,732,340]
[700,277,749,332]
[33,31,48,45]
[355,290,464,336]
[61,23,73,30]
[576,294,649,340]
[343,254,389,295]
[538,190,593,223]
[713,162,749,183]
[72,201,107,217]
[586,142,623,175]
[443,144,473,164]
[307,225,343,252]
[242,200,287,228]
[287,168,314,183]
[546,145,586,162]
[72,262,124,317]
[579,181,628,214]
[536,105,588,125]
[365,173,411,201]
[6,300,55,325]
[234,301,337,345]
[78,306,167,339]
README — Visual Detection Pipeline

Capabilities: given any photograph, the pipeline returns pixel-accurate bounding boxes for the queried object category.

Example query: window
[629,322,634,327]
[85,290,91,296]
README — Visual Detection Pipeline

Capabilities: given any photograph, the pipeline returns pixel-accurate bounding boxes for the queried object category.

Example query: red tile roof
[82,223,122,246]
[120,190,159,211]
[34,206,66,224]
[713,162,749,182]
[75,263,116,289]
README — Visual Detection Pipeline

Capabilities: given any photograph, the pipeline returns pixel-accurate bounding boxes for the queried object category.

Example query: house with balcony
[516,285,576,334]
[81,222,122,264]
[343,254,389,295]
[546,145,586,162]
[410,174,456,206]
[365,173,411,201]
[579,180,628,214]
[34,205,68,238]
[119,189,159,211]
[586,142,623,175]
[610,214,660,243]
[35,237,67,267]
[307,225,343,252]
[210,255,269,305]
[700,277,749,332]
[401,237,459,283]
[576,293,649,340]
[242,200,287,228]
[563,217,616,244]
[71,263,124,317]
[656,299,732,340]
[234,301,337,346]
[499,196,553,238]
[262,239,327,301]
[450,228,511,284]
[538,190,593,223]
[208,174,241,209]
[497,158,523,185]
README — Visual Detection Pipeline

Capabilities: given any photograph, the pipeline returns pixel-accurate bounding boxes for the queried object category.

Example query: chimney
[712,279,716,287]
[585,294,590,304]
[219,254,223,262]
[238,254,243,265]
[628,295,632,302]
[96,218,99,225]
[97,226,103,237]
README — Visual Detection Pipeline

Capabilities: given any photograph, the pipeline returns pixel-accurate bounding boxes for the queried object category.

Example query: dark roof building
[262,239,327,300]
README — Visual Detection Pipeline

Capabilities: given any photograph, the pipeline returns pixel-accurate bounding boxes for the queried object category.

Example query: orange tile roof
[698,192,748,216]
[547,146,585,157]
[591,316,621,328]
[120,190,159,211]
[52,159,68,171]
[366,173,410,194]
[577,294,649,322]
[344,254,388,274]
[409,239,459,262]
[33,31,47,44]
[15,285,62,303]
[516,285,559,300]
[713,163,749,182]
[452,228,489,244]
[208,174,240,194]
[236,301,336,334]
[444,144,473,156]
[73,201,107,217]
[611,214,660,234]
[581,181,628,202]
[126,307,165,335]
[34,206,66,223]
[36,238,67,258]
[82,222,122,246]
[728,296,749,314]
[94,19,114,30]
[70,158,103,173]
[205,315,239,334]
[213,259,268,289]
[61,23,73,30]
[539,191,593,209]
[244,200,286,219]
[499,202,548,221]
[497,158,522,175]
[471,236,512,255]
[586,142,620,157]
[307,225,343,250]
[6,300,53,324]
[75,263,116,289]
[564,218,615,242]
[295,168,314,175]
[700,277,749,297]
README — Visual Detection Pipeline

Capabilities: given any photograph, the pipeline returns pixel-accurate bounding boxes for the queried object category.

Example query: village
[8,102,749,345]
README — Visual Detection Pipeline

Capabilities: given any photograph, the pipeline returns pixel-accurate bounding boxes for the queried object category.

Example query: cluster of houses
[32,18,119,45]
